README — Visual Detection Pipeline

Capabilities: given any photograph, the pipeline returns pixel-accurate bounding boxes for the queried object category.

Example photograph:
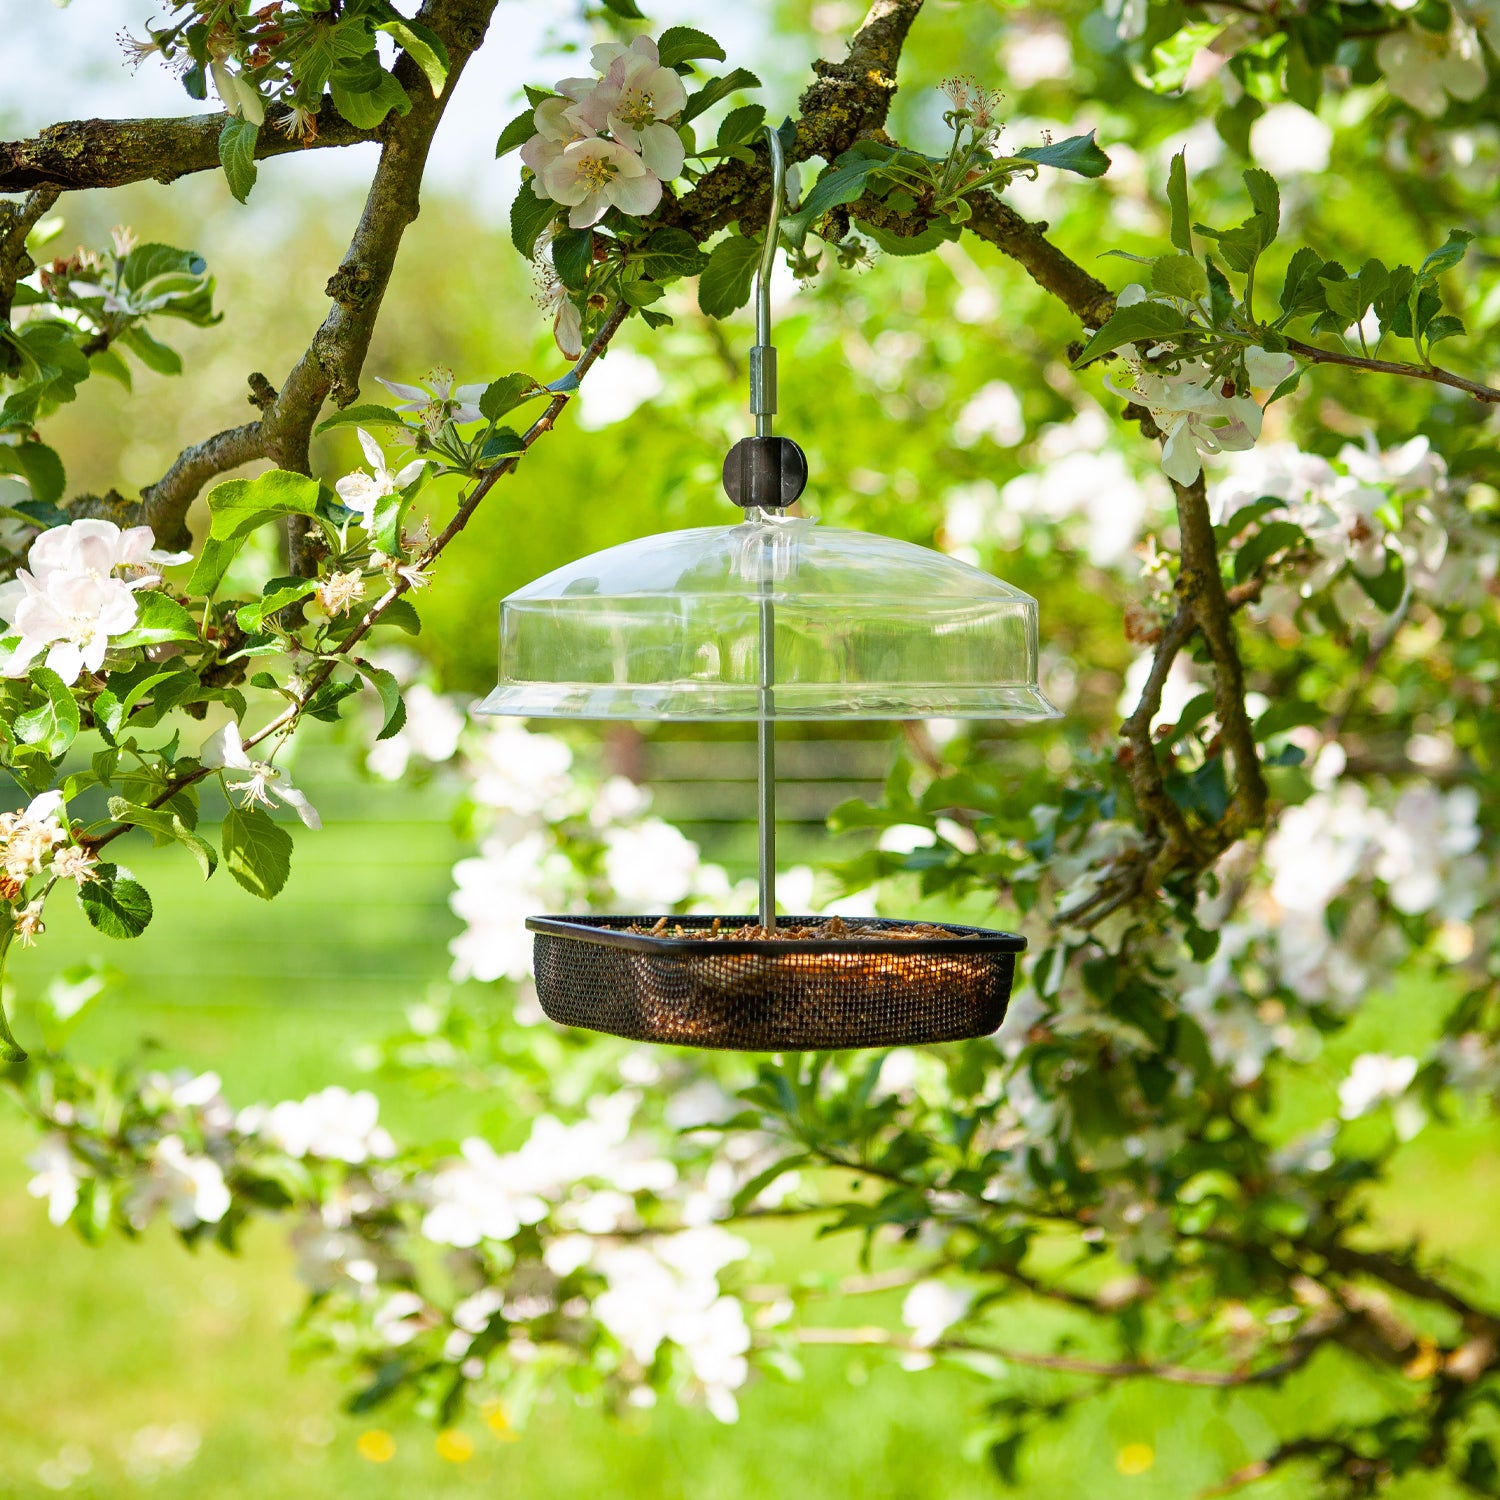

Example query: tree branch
[1285,335,1500,406]
[122,0,501,551]
[0,186,61,327]
[964,194,1116,328]
[0,106,377,195]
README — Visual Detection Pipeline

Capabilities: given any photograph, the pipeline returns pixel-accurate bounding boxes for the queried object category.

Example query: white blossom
[0,569,138,685]
[1338,1053,1419,1119]
[136,1135,231,1229]
[333,428,425,528]
[1377,19,1486,117]
[23,518,189,589]
[467,722,574,815]
[590,36,687,179]
[27,1134,83,1225]
[537,137,663,228]
[257,1086,396,1163]
[201,722,321,829]
[0,790,69,879]
[376,368,487,434]
[421,1137,552,1247]
[1373,785,1481,917]
[448,831,572,982]
[373,1291,429,1347]
[902,1279,971,1347]
[366,684,464,780]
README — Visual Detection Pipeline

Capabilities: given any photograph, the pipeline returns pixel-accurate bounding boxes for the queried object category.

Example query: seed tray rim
[527,914,1027,958]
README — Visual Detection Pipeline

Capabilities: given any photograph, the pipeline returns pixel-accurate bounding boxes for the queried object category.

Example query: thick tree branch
[0,186,61,326]
[116,0,501,551]
[964,194,1116,328]
[0,106,377,195]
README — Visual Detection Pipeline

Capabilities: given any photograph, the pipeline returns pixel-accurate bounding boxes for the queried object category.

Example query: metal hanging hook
[751,123,784,438]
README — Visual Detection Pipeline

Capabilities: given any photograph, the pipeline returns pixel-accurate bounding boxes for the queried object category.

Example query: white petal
[356,427,385,471]
[201,721,249,770]
[278,784,322,831]
[607,171,663,218]
[25,790,65,822]
[44,641,85,685]
[637,122,685,180]
[1160,425,1203,485]
[393,459,427,488]
[375,377,428,407]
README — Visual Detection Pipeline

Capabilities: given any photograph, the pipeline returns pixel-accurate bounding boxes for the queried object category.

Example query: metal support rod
[752,123,785,931]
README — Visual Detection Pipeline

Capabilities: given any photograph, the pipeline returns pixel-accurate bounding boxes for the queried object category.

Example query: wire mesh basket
[529,915,1025,1051]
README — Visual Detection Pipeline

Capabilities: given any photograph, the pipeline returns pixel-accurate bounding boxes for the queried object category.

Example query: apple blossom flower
[13,899,47,947]
[534,264,584,360]
[0,790,69,879]
[50,844,98,885]
[135,1134,231,1229]
[201,721,322,829]
[1373,785,1481,916]
[257,1086,396,1163]
[421,1137,552,1246]
[538,137,663,228]
[209,56,265,125]
[520,88,598,179]
[902,1279,972,1347]
[27,1134,83,1225]
[25,518,190,589]
[603,818,702,907]
[1105,356,1265,486]
[276,103,318,141]
[590,36,687,179]
[314,569,365,617]
[1377,19,1486,118]
[1338,1053,1419,1119]
[333,428,425,528]
[0,570,138,686]
[375,368,487,434]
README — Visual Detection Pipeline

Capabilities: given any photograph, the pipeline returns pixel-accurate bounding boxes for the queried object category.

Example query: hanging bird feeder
[479,128,1058,1051]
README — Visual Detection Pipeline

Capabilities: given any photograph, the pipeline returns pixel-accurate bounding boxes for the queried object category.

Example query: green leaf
[495,105,535,158]
[681,69,762,126]
[1424,313,1465,347]
[206,469,321,542]
[1166,152,1192,253]
[119,325,183,376]
[479,373,542,421]
[1014,130,1111,178]
[236,577,316,633]
[716,103,766,149]
[218,116,259,203]
[1150,253,1207,300]
[330,53,412,129]
[599,0,645,15]
[511,180,560,259]
[377,19,448,96]
[3,440,65,506]
[698,234,762,318]
[658,25,727,69]
[1354,548,1406,612]
[1417,228,1473,281]
[1165,755,1230,823]
[303,676,360,723]
[1280,246,1327,316]
[221,805,293,901]
[1147,22,1226,91]
[1234,520,1305,582]
[1217,496,1285,541]
[552,228,595,291]
[1244,167,1280,237]
[78,862,153,938]
[635,227,710,281]
[185,536,240,599]
[314,403,408,435]
[854,217,960,256]
[107,797,217,878]
[781,143,894,241]
[13,667,79,757]
[111,590,200,648]
[355,661,406,740]
[1075,300,1190,366]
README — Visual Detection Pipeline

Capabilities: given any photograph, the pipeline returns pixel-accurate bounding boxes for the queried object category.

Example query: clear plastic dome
[478,513,1058,721]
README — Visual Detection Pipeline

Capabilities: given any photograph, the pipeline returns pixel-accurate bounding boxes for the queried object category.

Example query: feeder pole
[751,125,785,933]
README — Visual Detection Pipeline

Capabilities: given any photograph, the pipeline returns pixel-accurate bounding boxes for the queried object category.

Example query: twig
[1285,336,1500,406]
[81,302,631,854]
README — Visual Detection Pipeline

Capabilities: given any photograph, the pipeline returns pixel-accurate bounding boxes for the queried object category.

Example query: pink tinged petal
[606,169,663,218]
[117,526,158,565]
[375,377,429,407]
[637,121,685,180]
[557,73,601,100]
[566,92,611,135]
[356,427,385,471]
[588,43,627,73]
[98,587,140,633]
[554,298,583,360]
[520,134,564,175]
[540,159,590,206]
[568,194,610,228]
[278,785,322,831]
